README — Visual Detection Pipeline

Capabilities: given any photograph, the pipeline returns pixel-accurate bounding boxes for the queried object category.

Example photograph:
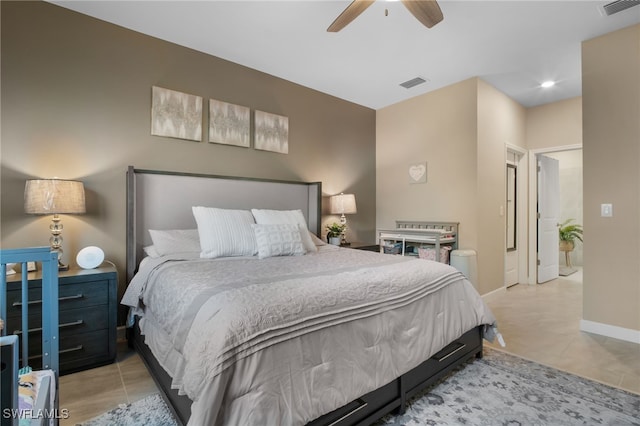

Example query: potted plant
[559,219,583,252]
[326,222,346,245]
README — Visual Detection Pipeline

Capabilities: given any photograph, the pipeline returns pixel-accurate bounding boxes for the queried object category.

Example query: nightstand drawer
[5,280,109,318]
[20,330,112,373]
[6,306,109,338]
[59,330,112,373]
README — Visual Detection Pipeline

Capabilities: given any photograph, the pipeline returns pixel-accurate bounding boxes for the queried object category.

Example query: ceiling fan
[327,0,443,32]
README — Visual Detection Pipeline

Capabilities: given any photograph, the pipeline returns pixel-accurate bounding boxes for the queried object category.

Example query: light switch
[601,203,613,217]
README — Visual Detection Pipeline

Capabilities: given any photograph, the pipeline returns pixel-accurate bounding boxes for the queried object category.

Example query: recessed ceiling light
[541,81,555,88]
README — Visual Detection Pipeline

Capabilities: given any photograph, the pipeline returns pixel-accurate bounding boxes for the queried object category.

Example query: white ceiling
[50,0,640,110]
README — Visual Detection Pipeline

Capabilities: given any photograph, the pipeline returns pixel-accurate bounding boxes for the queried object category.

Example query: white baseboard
[580,319,640,344]
[480,286,506,299]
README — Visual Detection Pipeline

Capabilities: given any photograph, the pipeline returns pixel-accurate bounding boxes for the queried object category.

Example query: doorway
[545,150,584,275]
[505,145,527,288]
[528,145,583,284]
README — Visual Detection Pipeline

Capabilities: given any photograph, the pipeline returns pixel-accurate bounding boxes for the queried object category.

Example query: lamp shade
[24,179,86,215]
[330,193,357,215]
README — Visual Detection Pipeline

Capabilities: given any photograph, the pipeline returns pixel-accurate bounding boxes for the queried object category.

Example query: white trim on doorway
[505,144,528,287]
[527,144,582,284]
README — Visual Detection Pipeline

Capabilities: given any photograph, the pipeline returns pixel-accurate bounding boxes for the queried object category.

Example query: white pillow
[252,223,306,259]
[148,229,201,256]
[309,232,327,246]
[192,206,257,258]
[143,245,161,258]
[251,209,317,253]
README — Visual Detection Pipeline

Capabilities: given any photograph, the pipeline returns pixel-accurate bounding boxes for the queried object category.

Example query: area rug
[380,348,640,426]
[78,393,177,426]
[80,349,640,426]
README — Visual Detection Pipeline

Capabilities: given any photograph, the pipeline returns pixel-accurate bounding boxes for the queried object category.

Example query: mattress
[122,245,497,425]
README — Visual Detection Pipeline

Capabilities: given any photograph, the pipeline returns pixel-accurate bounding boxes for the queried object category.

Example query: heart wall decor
[408,162,427,184]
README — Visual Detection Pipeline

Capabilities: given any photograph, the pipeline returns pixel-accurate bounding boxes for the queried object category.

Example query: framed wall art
[151,86,203,142]
[209,99,250,147]
[254,110,288,154]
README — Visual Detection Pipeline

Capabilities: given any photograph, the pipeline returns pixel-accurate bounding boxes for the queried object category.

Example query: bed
[123,167,499,426]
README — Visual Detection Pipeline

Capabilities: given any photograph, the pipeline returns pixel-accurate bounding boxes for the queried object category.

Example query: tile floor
[59,341,158,426]
[484,268,640,395]
[59,268,639,424]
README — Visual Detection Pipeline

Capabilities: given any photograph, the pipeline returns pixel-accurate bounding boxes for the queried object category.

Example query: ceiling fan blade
[327,0,376,32]
[401,0,443,28]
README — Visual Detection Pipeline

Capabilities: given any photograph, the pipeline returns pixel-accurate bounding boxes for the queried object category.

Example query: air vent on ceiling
[603,0,640,16]
[400,77,428,89]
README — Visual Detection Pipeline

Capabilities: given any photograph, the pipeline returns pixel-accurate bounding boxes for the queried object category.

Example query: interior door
[537,155,560,283]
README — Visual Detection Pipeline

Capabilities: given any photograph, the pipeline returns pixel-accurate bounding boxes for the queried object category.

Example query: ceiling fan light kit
[327,0,443,32]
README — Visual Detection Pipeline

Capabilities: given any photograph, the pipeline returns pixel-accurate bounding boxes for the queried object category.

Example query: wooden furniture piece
[340,241,380,252]
[4,264,117,375]
[126,167,483,426]
[378,221,458,262]
[1,247,59,426]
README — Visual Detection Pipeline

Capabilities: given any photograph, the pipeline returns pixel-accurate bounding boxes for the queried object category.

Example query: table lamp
[24,179,86,270]
[329,193,357,245]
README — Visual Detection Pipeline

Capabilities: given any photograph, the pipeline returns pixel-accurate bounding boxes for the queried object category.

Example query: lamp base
[340,215,349,245]
[58,260,69,271]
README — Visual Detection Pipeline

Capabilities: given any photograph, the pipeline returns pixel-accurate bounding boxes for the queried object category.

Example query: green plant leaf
[559,219,583,243]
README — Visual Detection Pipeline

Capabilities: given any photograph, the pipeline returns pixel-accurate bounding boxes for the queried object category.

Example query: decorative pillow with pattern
[251,208,317,253]
[251,223,306,259]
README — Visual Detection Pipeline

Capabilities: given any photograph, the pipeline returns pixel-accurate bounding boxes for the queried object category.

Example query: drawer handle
[26,345,84,361]
[12,294,84,307]
[13,320,84,335]
[327,399,368,426]
[436,342,466,362]
[60,345,84,355]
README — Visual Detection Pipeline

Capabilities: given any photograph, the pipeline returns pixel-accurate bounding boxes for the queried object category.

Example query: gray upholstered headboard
[126,166,322,282]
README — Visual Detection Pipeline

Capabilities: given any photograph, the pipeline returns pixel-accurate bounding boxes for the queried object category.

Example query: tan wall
[582,24,640,332]
[376,78,479,251]
[1,2,376,317]
[376,78,526,295]
[526,97,582,150]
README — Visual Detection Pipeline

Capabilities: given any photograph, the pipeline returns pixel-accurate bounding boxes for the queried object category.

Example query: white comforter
[122,245,497,425]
